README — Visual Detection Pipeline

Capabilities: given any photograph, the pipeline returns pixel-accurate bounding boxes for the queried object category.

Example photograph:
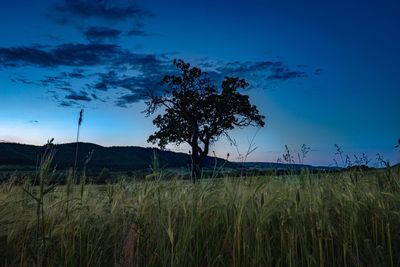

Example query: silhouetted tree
[145,59,265,183]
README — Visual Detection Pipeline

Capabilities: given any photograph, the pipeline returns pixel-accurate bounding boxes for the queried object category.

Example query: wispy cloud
[11,76,38,85]
[0,0,312,110]
[216,60,307,83]
[267,69,307,80]
[116,92,147,107]
[216,61,279,74]
[47,0,152,39]
[84,26,122,43]
[49,0,151,23]
[3,42,308,108]
[65,92,92,102]
[314,68,323,75]
[0,43,165,68]
[64,69,86,78]
[126,27,149,37]
[1,42,170,107]
[88,69,168,107]
[39,75,71,88]
[59,100,77,107]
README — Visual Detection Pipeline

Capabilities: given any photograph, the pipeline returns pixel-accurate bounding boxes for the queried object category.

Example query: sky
[0,0,399,166]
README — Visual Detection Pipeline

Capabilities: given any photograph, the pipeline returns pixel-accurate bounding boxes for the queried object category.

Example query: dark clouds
[126,28,149,36]
[84,26,121,43]
[40,75,71,88]
[87,69,168,107]
[3,45,308,107]
[107,60,307,107]
[65,91,92,101]
[116,92,147,107]
[0,47,56,67]
[48,0,152,39]
[216,61,279,74]
[269,66,306,81]
[1,1,309,108]
[64,69,86,78]
[50,0,150,22]
[11,76,38,85]
[0,42,170,107]
[0,0,312,109]
[216,60,307,83]
[0,43,165,68]
[267,69,307,81]
[91,70,164,92]
[59,100,77,107]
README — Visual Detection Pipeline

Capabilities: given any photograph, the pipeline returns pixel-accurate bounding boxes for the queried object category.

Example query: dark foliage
[145,59,265,182]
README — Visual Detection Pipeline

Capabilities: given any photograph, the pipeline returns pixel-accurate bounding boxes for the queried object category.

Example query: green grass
[1,167,400,267]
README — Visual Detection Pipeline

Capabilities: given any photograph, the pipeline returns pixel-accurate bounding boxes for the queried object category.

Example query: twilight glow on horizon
[0,0,399,166]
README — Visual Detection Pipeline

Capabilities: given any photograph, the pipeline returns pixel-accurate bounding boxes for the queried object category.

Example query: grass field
[1,164,400,266]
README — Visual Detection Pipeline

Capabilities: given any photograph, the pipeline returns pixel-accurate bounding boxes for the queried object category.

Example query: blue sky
[0,0,399,166]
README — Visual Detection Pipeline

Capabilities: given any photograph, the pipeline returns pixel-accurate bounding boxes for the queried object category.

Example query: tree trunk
[190,138,210,184]
[190,123,201,183]
[191,160,201,184]
[190,144,198,183]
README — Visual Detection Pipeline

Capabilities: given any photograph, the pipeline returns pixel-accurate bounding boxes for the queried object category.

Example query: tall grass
[74,109,84,181]
[1,165,399,266]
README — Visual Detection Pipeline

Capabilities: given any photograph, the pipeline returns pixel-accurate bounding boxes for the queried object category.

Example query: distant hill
[0,142,335,172]
[0,142,206,171]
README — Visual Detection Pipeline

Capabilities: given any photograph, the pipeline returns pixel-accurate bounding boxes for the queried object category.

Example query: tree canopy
[145,59,265,182]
